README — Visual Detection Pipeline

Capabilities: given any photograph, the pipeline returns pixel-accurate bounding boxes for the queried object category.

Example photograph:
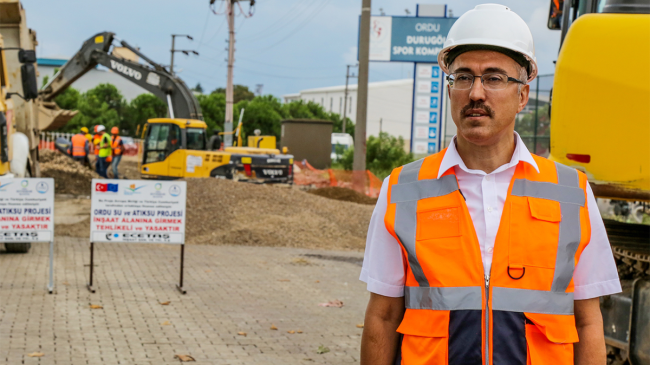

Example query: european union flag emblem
[107,184,118,192]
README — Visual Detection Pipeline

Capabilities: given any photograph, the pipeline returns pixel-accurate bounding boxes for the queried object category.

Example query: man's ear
[517,84,530,113]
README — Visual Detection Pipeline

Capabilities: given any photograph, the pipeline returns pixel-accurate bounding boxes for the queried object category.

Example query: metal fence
[515,74,554,157]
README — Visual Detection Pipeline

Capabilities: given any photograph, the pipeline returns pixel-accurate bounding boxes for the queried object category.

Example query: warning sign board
[90,180,186,244]
[0,178,55,242]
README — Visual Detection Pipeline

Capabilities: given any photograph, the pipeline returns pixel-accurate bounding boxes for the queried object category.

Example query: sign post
[0,178,55,293]
[88,180,187,293]
[366,11,457,155]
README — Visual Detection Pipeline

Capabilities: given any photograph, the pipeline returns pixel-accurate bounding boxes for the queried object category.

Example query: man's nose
[469,77,487,102]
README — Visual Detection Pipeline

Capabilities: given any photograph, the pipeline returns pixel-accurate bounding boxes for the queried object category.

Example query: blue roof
[37,58,68,67]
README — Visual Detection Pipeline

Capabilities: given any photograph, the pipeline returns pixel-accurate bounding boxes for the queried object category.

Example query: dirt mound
[39,150,99,196]
[308,186,378,205]
[185,179,373,250]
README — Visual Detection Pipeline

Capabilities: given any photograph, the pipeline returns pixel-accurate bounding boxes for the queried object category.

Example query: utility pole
[170,34,198,76]
[224,0,236,147]
[342,64,357,134]
[353,0,371,191]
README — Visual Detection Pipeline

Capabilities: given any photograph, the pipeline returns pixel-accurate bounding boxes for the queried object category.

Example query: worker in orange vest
[68,128,90,165]
[110,126,124,179]
[359,5,621,365]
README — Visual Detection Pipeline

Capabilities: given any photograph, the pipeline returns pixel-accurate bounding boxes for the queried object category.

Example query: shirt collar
[437,131,539,178]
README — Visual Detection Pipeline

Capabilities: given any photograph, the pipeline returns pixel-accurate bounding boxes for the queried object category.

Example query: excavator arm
[40,32,202,123]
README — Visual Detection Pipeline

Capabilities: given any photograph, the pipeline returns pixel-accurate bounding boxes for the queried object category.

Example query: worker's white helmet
[97,125,105,132]
[438,4,538,82]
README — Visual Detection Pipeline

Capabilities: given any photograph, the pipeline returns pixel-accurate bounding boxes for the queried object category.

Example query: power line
[248,0,335,55]
[235,55,342,71]
[197,12,211,49]
[238,0,321,42]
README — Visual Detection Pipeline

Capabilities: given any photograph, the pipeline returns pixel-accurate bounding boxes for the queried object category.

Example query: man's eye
[456,75,472,81]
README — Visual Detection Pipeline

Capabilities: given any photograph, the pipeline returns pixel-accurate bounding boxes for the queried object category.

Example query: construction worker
[68,128,90,165]
[95,125,111,178]
[93,125,102,173]
[359,5,620,365]
[110,126,124,179]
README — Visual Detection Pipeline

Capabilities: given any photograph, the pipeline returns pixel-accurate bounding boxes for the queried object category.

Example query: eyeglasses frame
[445,72,525,90]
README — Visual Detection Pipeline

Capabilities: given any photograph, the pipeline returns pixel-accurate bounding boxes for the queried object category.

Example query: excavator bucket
[37,100,78,131]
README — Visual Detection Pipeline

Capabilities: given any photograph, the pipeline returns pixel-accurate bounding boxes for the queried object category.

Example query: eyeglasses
[446,73,525,90]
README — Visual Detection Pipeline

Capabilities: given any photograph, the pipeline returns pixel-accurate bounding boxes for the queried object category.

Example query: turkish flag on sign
[95,183,107,192]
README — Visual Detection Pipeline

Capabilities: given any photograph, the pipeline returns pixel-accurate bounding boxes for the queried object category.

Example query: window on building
[339,97,343,113]
[349,97,353,113]
[321,97,324,106]
[330,98,333,112]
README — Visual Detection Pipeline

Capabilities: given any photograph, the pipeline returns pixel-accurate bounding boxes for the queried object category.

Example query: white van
[331,133,354,161]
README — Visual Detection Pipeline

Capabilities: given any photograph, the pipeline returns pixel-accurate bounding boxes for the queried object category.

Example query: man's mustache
[461,101,494,118]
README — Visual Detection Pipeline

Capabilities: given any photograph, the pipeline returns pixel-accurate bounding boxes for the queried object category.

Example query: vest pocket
[509,197,561,269]
[416,207,461,241]
[397,309,449,365]
[524,312,578,364]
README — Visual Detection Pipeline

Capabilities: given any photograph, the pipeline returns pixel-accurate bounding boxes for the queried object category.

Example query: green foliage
[122,94,167,136]
[197,93,226,134]
[515,104,550,137]
[212,84,255,103]
[53,82,352,141]
[55,84,167,136]
[234,95,284,141]
[193,83,203,93]
[341,132,415,179]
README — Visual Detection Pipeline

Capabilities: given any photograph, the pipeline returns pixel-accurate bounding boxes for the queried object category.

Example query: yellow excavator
[546,1,649,364]
[45,31,293,183]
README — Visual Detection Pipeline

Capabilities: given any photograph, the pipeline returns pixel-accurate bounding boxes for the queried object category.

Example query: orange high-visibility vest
[93,134,101,155]
[111,135,123,156]
[385,148,591,365]
[70,133,87,157]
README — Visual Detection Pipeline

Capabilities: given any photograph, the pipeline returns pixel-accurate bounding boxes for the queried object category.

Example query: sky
[24,0,560,99]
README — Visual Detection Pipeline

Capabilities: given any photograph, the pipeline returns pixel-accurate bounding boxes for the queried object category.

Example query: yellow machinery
[546,2,649,364]
[549,11,650,201]
[140,118,293,183]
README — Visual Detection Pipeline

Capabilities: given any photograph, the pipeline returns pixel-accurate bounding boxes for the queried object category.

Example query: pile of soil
[185,179,374,250]
[55,179,375,251]
[40,150,99,196]
[308,186,378,205]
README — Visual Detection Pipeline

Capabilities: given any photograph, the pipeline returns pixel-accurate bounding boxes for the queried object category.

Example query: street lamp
[170,34,199,75]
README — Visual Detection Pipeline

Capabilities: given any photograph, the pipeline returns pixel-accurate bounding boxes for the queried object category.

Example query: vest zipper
[485,274,490,365]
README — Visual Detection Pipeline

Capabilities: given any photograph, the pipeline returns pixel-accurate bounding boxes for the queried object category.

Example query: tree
[197,93,226,134]
[341,132,414,179]
[234,95,284,140]
[123,94,167,136]
[211,84,255,103]
[193,83,203,93]
[280,99,354,138]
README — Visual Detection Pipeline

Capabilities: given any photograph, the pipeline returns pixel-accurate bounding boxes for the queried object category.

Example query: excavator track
[604,219,650,280]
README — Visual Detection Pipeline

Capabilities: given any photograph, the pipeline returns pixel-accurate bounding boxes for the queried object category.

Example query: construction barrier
[293,160,383,198]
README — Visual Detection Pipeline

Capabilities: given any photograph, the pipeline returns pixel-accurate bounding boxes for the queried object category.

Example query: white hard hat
[97,125,105,132]
[438,4,538,82]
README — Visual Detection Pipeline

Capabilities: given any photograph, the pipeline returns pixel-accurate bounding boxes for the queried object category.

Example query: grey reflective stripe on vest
[552,163,582,292]
[393,159,429,287]
[492,287,574,315]
[511,163,584,293]
[405,286,483,310]
[511,180,585,206]
[391,175,459,203]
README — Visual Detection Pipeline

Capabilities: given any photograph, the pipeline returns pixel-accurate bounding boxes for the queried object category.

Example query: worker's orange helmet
[111,126,119,134]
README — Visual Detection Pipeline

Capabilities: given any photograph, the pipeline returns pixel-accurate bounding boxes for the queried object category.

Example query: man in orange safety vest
[359,4,621,365]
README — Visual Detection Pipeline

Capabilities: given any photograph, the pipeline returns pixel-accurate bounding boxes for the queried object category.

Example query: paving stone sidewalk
[0,237,369,364]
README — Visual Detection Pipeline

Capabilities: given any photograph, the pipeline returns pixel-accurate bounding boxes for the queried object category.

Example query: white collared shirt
[360,133,622,300]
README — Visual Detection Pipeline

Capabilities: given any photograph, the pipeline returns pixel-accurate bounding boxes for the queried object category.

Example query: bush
[341,132,414,179]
